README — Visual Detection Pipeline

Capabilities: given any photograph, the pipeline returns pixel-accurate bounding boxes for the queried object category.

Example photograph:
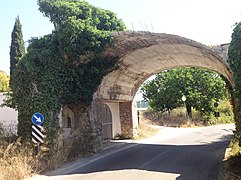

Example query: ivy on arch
[10,0,126,148]
[228,21,241,145]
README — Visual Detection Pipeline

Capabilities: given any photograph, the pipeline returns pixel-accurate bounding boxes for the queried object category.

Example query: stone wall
[91,98,107,149]
[210,43,229,62]
[119,102,133,138]
[63,101,101,156]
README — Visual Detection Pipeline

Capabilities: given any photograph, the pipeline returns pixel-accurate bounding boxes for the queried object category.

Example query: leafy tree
[9,16,25,89]
[141,67,227,119]
[38,0,126,64]
[0,71,10,92]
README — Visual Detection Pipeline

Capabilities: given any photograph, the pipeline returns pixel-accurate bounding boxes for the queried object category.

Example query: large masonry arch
[95,32,233,139]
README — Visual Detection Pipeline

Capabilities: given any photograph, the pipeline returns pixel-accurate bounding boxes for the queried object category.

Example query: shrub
[0,139,36,180]
[133,118,159,140]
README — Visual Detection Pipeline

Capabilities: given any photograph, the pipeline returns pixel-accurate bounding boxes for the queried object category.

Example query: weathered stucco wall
[99,32,233,102]
[132,97,139,136]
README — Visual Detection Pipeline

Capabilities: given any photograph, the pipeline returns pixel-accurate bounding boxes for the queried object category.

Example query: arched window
[67,116,71,128]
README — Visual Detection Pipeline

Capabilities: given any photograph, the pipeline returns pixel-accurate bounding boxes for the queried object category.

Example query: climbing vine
[228,22,241,144]
[10,0,126,148]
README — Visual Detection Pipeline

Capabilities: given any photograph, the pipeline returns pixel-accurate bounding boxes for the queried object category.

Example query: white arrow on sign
[34,115,42,122]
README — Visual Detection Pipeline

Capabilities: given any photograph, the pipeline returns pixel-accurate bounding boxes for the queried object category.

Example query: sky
[1,0,241,75]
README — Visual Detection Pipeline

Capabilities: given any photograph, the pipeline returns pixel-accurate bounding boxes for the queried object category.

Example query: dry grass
[223,138,241,180]
[133,118,159,140]
[0,137,75,180]
[0,126,99,179]
[0,139,36,180]
[142,109,204,128]
[143,101,234,128]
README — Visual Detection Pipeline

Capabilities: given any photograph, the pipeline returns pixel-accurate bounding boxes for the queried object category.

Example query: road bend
[30,124,234,180]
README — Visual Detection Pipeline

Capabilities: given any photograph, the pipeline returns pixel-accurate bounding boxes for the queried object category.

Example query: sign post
[214,102,219,124]
[31,113,45,155]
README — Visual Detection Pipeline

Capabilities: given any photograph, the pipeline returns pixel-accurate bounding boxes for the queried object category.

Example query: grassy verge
[0,136,78,179]
[0,139,37,180]
[223,137,241,180]
[142,104,234,128]
[0,123,104,179]
[133,119,159,140]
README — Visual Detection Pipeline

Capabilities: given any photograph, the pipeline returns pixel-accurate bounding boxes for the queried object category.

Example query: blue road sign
[31,112,44,125]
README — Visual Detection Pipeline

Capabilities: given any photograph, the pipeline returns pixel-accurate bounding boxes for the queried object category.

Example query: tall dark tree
[9,16,25,89]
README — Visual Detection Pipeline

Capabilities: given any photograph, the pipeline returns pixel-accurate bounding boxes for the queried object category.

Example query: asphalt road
[31,124,234,180]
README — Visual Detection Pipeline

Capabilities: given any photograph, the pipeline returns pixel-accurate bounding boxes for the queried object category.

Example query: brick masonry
[119,102,133,138]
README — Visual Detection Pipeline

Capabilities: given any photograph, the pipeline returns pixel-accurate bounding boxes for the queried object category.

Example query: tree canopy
[0,71,9,92]
[141,67,227,118]
[37,0,126,64]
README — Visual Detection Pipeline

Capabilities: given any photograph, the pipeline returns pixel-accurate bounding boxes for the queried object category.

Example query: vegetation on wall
[228,22,241,145]
[9,0,126,148]
[141,67,228,120]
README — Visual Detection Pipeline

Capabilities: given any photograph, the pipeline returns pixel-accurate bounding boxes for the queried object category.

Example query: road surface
[31,124,234,180]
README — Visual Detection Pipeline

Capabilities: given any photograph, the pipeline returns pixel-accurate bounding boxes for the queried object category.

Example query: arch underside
[99,32,233,101]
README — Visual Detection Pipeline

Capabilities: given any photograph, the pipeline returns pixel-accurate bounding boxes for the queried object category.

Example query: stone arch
[96,32,233,138]
[100,32,233,101]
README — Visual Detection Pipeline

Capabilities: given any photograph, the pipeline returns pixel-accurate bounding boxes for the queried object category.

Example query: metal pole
[181,95,187,119]
[34,143,40,156]
[183,101,187,118]
[37,143,40,156]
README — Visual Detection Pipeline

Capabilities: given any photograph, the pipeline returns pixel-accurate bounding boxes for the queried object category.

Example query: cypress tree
[10,16,25,89]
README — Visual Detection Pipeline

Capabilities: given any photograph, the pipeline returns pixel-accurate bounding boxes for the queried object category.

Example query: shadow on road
[42,133,232,180]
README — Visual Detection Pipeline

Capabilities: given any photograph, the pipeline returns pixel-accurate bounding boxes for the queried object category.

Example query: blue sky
[1,0,241,74]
